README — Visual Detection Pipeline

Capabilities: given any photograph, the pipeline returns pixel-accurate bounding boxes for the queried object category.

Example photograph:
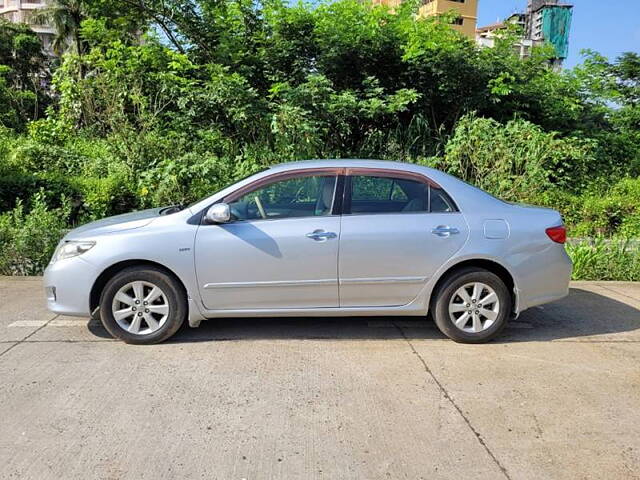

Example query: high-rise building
[0,0,55,55]
[525,0,573,62]
[372,0,479,38]
[475,0,573,68]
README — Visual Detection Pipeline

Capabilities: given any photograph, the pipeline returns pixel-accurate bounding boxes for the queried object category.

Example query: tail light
[545,225,567,244]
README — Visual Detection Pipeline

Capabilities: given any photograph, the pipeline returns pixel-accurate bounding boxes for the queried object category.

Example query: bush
[137,152,266,207]
[0,171,79,213]
[71,174,138,221]
[535,177,640,238]
[0,0,638,280]
[568,238,640,281]
[0,191,71,275]
[436,114,596,202]
[9,137,91,173]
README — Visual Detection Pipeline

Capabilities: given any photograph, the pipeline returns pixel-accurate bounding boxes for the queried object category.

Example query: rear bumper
[516,245,572,312]
[43,257,98,317]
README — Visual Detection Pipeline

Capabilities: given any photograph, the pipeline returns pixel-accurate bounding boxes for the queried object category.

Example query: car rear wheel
[432,267,511,343]
[99,266,186,344]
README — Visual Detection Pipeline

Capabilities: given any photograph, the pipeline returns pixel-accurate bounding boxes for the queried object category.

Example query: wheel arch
[89,260,188,316]
[429,258,518,315]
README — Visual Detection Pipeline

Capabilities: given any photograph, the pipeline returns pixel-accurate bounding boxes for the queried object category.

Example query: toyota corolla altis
[44,160,572,344]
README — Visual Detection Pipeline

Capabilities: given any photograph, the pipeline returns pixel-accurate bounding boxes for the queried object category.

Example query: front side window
[227,175,337,221]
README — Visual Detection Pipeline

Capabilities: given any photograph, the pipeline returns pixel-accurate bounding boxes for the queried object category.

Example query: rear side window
[348,175,428,214]
[346,174,457,214]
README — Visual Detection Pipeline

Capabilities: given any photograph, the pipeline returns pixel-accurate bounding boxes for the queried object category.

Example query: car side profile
[44,160,572,344]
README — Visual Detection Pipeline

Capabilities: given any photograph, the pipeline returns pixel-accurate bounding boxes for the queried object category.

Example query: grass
[567,238,640,281]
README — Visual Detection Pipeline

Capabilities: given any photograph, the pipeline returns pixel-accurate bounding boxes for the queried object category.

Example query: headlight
[50,241,96,263]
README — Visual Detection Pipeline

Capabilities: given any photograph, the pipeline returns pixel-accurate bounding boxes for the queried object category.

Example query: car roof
[271,159,431,172]
[268,159,454,182]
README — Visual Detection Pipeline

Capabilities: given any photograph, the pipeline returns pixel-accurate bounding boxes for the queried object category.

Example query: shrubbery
[0,191,70,275]
[0,0,638,278]
[568,239,640,281]
[433,115,597,201]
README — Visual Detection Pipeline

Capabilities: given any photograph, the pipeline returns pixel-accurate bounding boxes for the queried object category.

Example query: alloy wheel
[448,282,500,333]
[111,281,170,335]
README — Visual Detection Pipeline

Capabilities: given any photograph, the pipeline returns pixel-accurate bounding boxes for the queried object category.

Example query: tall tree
[0,19,50,129]
[35,0,87,56]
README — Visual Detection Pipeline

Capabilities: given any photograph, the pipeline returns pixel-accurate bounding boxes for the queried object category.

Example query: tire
[99,266,187,344]
[432,267,511,344]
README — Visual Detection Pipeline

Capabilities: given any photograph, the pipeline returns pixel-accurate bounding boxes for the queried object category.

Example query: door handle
[431,225,460,237]
[306,230,337,241]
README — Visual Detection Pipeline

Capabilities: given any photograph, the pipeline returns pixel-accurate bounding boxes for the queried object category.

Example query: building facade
[418,0,478,38]
[476,14,534,59]
[0,0,55,54]
[526,0,573,61]
[371,0,479,38]
[476,0,573,68]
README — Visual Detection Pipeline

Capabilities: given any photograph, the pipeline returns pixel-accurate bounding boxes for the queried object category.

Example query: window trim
[200,166,459,224]
[342,168,459,216]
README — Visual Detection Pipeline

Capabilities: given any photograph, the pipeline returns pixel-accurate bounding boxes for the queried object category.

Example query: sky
[476,0,640,68]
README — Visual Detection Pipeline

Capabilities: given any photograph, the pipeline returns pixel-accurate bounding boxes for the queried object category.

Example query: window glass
[228,175,336,221]
[390,182,409,201]
[352,176,393,201]
[349,175,428,214]
[430,185,457,213]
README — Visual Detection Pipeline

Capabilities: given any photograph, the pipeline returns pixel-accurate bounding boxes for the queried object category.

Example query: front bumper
[43,256,99,317]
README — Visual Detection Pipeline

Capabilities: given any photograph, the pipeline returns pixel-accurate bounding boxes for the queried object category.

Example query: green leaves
[0,190,72,275]
[567,239,640,281]
[439,114,597,202]
[0,0,638,277]
[488,72,515,101]
[0,19,51,131]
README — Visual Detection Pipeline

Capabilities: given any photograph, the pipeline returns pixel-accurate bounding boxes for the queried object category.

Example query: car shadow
[88,288,640,344]
[496,286,640,343]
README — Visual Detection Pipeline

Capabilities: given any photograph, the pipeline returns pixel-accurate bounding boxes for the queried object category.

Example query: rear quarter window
[430,185,458,213]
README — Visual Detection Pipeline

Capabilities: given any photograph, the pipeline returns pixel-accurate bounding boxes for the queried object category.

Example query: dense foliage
[0,0,638,277]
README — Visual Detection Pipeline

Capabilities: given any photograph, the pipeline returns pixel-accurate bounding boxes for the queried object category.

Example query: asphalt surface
[0,278,639,480]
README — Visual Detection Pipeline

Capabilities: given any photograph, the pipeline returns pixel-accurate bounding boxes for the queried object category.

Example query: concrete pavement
[0,278,639,479]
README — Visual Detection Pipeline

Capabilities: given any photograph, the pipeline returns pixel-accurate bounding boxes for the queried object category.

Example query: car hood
[64,208,164,239]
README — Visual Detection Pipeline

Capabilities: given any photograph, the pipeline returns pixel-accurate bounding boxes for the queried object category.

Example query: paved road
[0,278,639,480]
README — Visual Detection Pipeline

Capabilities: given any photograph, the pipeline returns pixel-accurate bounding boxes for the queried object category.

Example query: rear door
[338,170,468,307]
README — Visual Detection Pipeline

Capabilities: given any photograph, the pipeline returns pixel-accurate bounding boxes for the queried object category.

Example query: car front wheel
[99,266,186,344]
[432,267,511,344]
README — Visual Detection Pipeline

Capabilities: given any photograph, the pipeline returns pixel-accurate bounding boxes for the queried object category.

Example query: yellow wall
[418,0,478,38]
[372,0,478,38]
[372,0,402,8]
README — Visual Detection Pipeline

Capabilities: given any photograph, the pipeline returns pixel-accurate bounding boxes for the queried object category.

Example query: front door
[338,172,468,307]
[195,173,340,311]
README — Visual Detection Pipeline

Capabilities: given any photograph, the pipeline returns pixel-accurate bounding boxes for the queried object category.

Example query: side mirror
[205,203,232,224]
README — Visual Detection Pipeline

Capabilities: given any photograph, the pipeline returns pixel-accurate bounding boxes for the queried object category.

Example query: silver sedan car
[44,160,572,344]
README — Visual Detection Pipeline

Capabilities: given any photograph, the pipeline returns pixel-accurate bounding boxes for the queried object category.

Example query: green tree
[35,0,87,56]
[0,20,50,130]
